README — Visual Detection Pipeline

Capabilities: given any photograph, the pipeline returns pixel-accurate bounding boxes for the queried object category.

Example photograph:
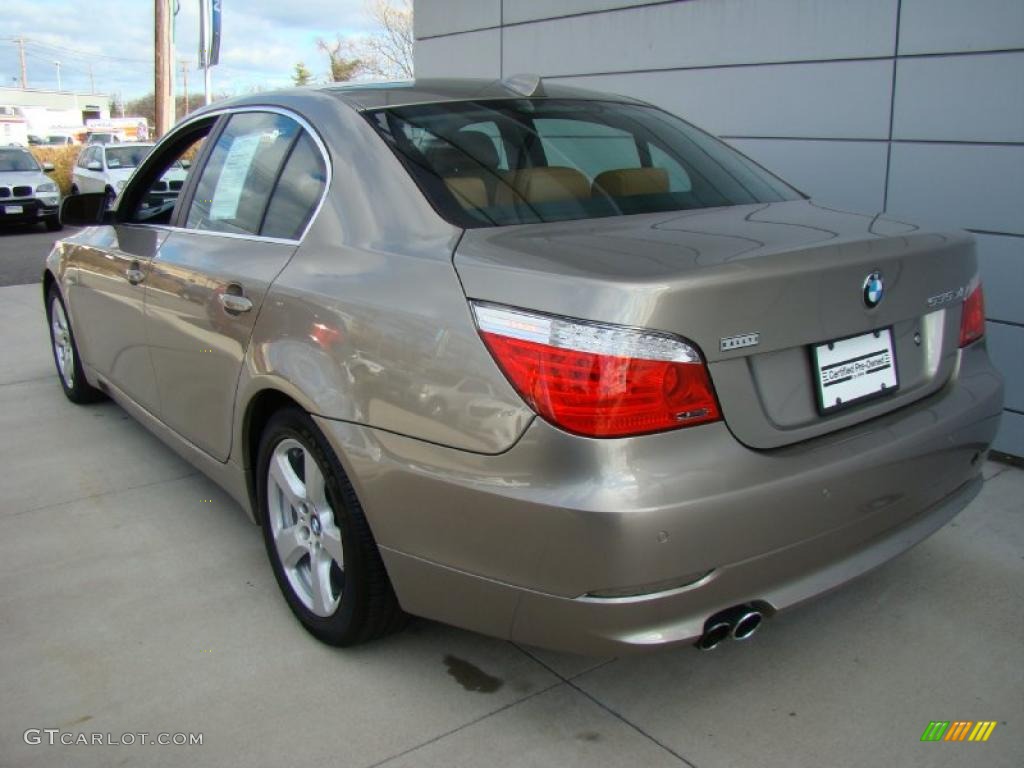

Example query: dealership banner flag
[210,0,222,66]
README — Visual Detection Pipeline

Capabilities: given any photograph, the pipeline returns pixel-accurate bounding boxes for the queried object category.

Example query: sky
[0,0,380,104]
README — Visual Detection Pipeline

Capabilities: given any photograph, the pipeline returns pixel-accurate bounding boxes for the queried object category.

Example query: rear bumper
[315,343,1003,655]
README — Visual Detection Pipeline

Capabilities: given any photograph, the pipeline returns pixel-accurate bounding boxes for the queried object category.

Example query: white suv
[0,147,61,231]
[71,143,188,207]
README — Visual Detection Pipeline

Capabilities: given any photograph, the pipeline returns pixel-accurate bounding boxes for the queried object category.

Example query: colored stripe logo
[921,721,997,742]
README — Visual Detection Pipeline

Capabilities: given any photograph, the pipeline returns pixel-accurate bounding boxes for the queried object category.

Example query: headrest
[452,132,500,170]
[592,168,670,197]
[424,143,481,177]
[496,166,590,205]
[444,176,488,209]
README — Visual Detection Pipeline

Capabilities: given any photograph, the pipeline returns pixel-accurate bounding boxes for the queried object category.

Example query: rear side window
[186,112,300,236]
[260,133,327,240]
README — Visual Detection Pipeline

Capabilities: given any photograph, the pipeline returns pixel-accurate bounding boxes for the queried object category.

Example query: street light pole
[53,60,62,91]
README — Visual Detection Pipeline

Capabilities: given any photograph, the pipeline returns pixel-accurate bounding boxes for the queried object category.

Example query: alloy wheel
[266,438,345,617]
[50,297,74,389]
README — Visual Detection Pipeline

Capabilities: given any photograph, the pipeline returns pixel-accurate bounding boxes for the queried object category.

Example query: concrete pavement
[1,282,1021,767]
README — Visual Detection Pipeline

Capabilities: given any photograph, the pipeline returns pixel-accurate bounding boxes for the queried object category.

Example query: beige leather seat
[592,168,670,198]
[494,167,590,206]
[443,176,488,209]
[425,142,493,210]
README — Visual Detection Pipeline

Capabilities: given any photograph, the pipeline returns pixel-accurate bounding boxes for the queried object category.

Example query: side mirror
[87,161,102,171]
[42,162,55,172]
[61,193,113,226]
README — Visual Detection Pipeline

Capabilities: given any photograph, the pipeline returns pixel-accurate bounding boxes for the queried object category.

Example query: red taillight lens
[473,303,721,438]
[958,283,986,347]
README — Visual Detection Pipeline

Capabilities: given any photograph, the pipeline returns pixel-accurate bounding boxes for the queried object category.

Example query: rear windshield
[367,98,802,228]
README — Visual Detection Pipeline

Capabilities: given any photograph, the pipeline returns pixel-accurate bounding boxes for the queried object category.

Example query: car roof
[189,76,646,116]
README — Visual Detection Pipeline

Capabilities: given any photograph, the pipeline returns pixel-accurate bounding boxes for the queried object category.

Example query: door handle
[219,291,253,315]
[126,264,145,285]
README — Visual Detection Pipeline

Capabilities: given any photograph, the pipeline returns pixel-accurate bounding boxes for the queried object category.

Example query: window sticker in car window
[209,132,261,220]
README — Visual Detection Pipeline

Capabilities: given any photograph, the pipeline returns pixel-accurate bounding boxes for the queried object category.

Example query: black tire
[45,216,63,232]
[104,187,116,210]
[256,407,404,646]
[45,285,104,404]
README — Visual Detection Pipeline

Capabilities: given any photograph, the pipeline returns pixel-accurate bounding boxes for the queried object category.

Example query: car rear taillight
[471,302,721,438]
[958,283,986,348]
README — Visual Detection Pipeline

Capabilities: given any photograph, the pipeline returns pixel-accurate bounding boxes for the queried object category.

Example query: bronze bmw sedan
[44,78,1003,655]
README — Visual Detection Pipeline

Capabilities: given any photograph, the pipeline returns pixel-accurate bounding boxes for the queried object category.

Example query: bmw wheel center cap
[863,271,885,308]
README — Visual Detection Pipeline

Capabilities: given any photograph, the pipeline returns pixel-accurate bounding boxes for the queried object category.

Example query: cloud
[1,0,380,100]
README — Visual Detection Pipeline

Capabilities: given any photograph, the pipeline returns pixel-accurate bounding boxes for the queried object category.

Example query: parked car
[42,134,75,146]
[84,130,124,145]
[0,147,61,231]
[71,142,188,207]
[46,78,1004,655]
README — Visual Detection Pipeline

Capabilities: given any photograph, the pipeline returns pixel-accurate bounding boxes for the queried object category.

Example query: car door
[65,214,165,412]
[73,146,99,192]
[67,121,218,412]
[143,109,329,461]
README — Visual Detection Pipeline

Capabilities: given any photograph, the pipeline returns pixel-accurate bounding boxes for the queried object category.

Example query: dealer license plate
[812,328,898,413]
[4,205,24,214]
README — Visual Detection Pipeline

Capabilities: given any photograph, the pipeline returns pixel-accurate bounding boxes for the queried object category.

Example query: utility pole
[53,60,62,91]
[88,63,95,93]
[154,0,173,137]
[179,58,190,114]
[15,37,27,88]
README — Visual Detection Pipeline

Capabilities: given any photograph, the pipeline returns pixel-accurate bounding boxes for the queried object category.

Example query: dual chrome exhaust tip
[696,605,764,651]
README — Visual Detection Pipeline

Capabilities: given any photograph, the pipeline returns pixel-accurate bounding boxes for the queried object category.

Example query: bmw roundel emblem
[863,271,885,308]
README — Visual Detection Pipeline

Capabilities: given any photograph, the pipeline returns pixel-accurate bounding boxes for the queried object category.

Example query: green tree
[317,36,363,82]
[292,62,314,87]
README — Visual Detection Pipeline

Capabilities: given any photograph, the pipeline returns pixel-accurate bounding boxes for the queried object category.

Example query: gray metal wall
[414,0,1024,456]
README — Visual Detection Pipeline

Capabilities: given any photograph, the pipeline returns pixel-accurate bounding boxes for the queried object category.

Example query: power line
[7,36,150,64]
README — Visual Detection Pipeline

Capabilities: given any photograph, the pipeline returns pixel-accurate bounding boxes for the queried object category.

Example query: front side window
[368,99,801,227]
[186,112,301,236]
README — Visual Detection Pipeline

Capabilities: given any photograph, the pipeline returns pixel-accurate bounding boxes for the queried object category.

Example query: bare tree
[361,0,414,80]
[317,36,364,82]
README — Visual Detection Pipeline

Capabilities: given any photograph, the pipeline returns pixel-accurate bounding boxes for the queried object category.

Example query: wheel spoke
[308,547,334,616]
[304,450,327,509]
[274,523,308,568]
[320,522,344,569]
[269,449,306,509]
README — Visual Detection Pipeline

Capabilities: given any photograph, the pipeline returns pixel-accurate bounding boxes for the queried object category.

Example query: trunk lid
[453,200,976,449]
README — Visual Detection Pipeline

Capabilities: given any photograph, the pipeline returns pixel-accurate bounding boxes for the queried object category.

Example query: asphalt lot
[1,280,1022,767]
[0,224,78,287]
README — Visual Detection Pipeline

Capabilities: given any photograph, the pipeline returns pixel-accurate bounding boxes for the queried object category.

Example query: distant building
[0,87,112,140]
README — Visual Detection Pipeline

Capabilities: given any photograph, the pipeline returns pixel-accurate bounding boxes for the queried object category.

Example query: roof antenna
[501,73,545,97]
